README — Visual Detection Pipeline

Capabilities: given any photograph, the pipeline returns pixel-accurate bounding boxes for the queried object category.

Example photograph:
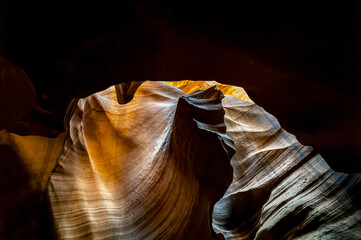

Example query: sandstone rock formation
[0,80,360,239]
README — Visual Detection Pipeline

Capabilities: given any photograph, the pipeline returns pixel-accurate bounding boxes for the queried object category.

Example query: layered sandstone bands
[1,80,360,239]
[48,81,234,239]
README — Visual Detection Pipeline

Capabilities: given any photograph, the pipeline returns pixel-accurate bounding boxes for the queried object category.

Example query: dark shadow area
[0,1,359,173]
[169,87,233,239]
[0,145,58,239]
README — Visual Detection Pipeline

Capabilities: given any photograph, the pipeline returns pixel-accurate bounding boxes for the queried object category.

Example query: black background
[0,0,360,172]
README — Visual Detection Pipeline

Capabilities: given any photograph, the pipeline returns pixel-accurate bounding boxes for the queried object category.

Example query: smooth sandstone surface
[0,80,360,239]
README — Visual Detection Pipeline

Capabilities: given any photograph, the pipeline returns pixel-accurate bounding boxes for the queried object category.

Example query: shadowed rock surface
[0,1,361,238]
[1,0,360,172]
[0,80,360,239]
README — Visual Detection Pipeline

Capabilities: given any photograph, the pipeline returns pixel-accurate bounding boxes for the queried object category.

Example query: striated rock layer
[213,96,361,239]
[48,81,235,239]
[1,80,360,239]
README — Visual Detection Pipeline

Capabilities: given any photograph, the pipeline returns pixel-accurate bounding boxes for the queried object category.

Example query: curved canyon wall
[1,80,360,239]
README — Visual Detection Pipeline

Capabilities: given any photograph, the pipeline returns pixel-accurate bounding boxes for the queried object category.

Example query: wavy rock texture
[48,81,235,239]
[213,96,361,239]
[1,80,360,239]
